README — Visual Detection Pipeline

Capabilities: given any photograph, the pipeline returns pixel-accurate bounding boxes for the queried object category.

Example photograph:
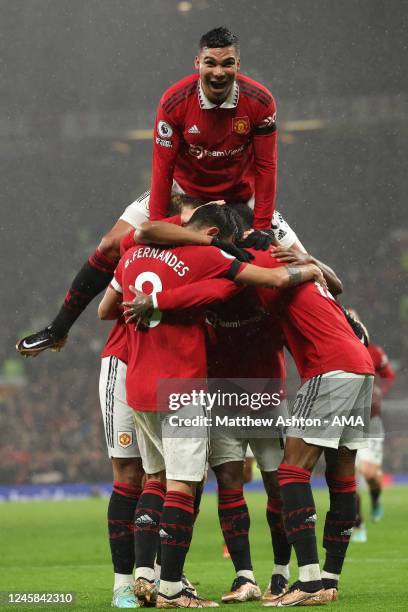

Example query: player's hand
[240,229,274,250]
[311,265,328,289]
[273,246,314,265]
[122,286,154,325]
[211,237,254,262]
[341,306,370,346]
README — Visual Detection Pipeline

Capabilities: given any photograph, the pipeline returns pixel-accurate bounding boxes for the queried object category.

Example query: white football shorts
[119,185,299,248]
[286,371,374,450]
[356,416,384,466]
[133,403,209,482]
[209,402,288,471]
[99,356,141,459]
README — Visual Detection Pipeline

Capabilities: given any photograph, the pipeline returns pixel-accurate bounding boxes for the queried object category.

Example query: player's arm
[376,347,396,395]
[234,261,325,289]
[272,246,343,295]
[251,98,278,229]
[134,220,253,261]
[123,278,242,322]
[123,261,324,322]
[149,104,181,220]
[135,220,210,246]
[98,260,124,320]
[98,286,123,320]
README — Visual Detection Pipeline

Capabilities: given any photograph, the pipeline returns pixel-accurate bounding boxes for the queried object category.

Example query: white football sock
[135,567,155,581]
[272,564,290,580]
[160,580,183,597]
[299,564,321,583]
[114,573,134,591]
[237,569,256,582]
[321,570,340,582]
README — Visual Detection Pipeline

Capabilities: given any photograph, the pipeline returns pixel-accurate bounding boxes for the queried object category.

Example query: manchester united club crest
[118,431,133,448]
[232,116,250,135]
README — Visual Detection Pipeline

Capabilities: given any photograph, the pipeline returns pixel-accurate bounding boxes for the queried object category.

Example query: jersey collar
[198,79,239,109]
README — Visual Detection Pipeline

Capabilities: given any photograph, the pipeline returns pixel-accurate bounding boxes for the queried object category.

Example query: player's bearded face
[195,46,240,104]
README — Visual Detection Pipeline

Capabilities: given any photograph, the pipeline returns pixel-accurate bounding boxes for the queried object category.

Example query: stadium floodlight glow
[177,1,192,12]
[127,129,153,140]
[282,119,326,132]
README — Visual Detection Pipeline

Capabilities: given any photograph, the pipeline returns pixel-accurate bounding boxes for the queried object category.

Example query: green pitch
[1,486,407,610]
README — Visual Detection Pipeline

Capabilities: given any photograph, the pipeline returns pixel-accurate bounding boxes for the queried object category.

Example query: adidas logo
[159,529,172,539]
[341,528,353,536]
[305,513,317,524]
[188,125,200,134]
[135,514,154,525]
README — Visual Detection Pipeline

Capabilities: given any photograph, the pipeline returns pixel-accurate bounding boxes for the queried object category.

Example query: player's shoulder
[160,74,199,113]
[251,248,279,268]
[237,73,275,108]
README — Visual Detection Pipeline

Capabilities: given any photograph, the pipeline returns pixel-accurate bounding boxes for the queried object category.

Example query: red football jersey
[367,343,395,417]
[112,244,244,411]
[101,318,128,364]
[155,249,374,380]
[205,286,285,382]
[150,73,277,229]
[249,250,375,379]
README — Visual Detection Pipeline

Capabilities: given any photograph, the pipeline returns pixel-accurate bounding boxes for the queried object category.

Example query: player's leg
[221,451,253,561]
[99,355,144,608]
[265,374,343,607]
[361,458,384,520]
[243,454,255,484]
[319,373,373,596]
[132,411,167,606]
[250,432,290,603]
[322,446,357,596]
[265,437,325,607]
[352,453,368,542]
[210,431,261,603]
[260,470,290,601]
[358,415,385,521]
[110,458,144,608]
[16,193,150,356]
[157,405,218,608]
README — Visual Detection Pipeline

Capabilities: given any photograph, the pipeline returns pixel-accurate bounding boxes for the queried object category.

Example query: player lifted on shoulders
[17,26,278,357]
[150,26,277,231]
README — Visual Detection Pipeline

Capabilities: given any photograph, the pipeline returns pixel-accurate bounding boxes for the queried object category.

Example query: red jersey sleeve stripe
[239,81,273,101]
[239,85,272,107]
[238,77,273,100]
[165,88,197,115]
[163,84,198,114]
[239,82,272,103]
[162,81,197,108]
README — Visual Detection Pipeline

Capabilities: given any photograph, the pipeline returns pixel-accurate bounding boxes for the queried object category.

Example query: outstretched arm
[122,262,325,322]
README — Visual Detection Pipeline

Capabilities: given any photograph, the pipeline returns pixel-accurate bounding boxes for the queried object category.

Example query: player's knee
[366,471,380,484]
[112,457,144,486]
[261,470,280,498]
[214,462,243,490]
[98,233,121,260]
[282,439,321,471]
[326,446,356,477]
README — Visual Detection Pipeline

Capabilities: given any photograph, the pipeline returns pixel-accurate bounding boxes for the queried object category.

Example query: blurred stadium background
[0,0,407,492]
